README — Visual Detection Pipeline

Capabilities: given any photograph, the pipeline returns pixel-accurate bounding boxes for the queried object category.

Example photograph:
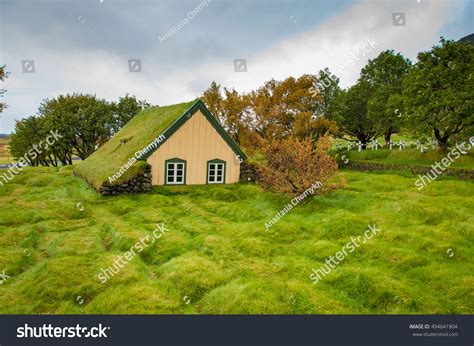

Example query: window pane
[166,161,186,184]
[208,162,226,183]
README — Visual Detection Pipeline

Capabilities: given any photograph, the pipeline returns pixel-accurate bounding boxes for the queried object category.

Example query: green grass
[74,100,197,189]
[0,167,472,314]
[342,148,474,170]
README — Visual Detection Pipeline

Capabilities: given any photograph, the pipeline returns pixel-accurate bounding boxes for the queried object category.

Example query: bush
[258,136,339,195]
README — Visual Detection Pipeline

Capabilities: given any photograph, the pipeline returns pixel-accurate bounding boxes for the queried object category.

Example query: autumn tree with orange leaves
[202,75,338,150]
[201,81,252,146]
[202,75,341,195]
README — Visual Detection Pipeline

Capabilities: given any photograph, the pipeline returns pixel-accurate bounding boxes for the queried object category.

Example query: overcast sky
[0,0,472,133]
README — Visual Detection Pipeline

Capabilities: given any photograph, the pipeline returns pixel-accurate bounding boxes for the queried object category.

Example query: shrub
[258,136,339,195]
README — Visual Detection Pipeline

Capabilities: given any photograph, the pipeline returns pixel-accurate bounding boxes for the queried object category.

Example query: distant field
[0,167,472,314]
[0,138,12,164]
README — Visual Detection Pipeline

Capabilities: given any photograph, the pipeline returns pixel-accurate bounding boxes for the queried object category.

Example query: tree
[10,117,41,166]
[202,81,252,146]
[10,93,149,164]
[403,38,474,150]
[0,65,9,113]
[310,68,341,121]
[360,50,412,144]
[202,81,224,125]
[9,116,62,166]
[42,114,74,165]
[110,94,151,135]
[38,94,113,160]
[248,74,338,145]
[249,75,319,139]
[292,115,338,146]
[258,136,339,195]
[332,81,380,147]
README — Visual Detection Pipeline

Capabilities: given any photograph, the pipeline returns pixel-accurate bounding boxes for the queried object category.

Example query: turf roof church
[144,100,247,185]
[75,99,247,194]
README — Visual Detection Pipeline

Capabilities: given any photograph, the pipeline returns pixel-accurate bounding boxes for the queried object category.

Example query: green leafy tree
[38,94,113,160]
[332,80,379,147]
[310,68,341,121]
[403,38,474,150]
[110,94,151,134]
[9,116,61,166]
[42,114,74,165]
[360,50,412,144]
[10,117,41,166]
[10,93,150,164]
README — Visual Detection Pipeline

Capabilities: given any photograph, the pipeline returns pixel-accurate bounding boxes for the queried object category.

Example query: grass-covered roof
[74,100,198,189]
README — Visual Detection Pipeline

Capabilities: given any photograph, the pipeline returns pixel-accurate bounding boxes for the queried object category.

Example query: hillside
[460,33,474,44]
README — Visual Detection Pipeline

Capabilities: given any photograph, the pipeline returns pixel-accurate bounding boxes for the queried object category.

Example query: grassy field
[340,148,474,170]
[0,166,472,314]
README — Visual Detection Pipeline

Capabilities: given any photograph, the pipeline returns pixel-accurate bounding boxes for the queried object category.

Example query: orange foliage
[258,136,339,195]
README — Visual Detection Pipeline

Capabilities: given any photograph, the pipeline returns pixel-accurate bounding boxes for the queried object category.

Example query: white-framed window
[165,159,186,185]
[207,160,225,184]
